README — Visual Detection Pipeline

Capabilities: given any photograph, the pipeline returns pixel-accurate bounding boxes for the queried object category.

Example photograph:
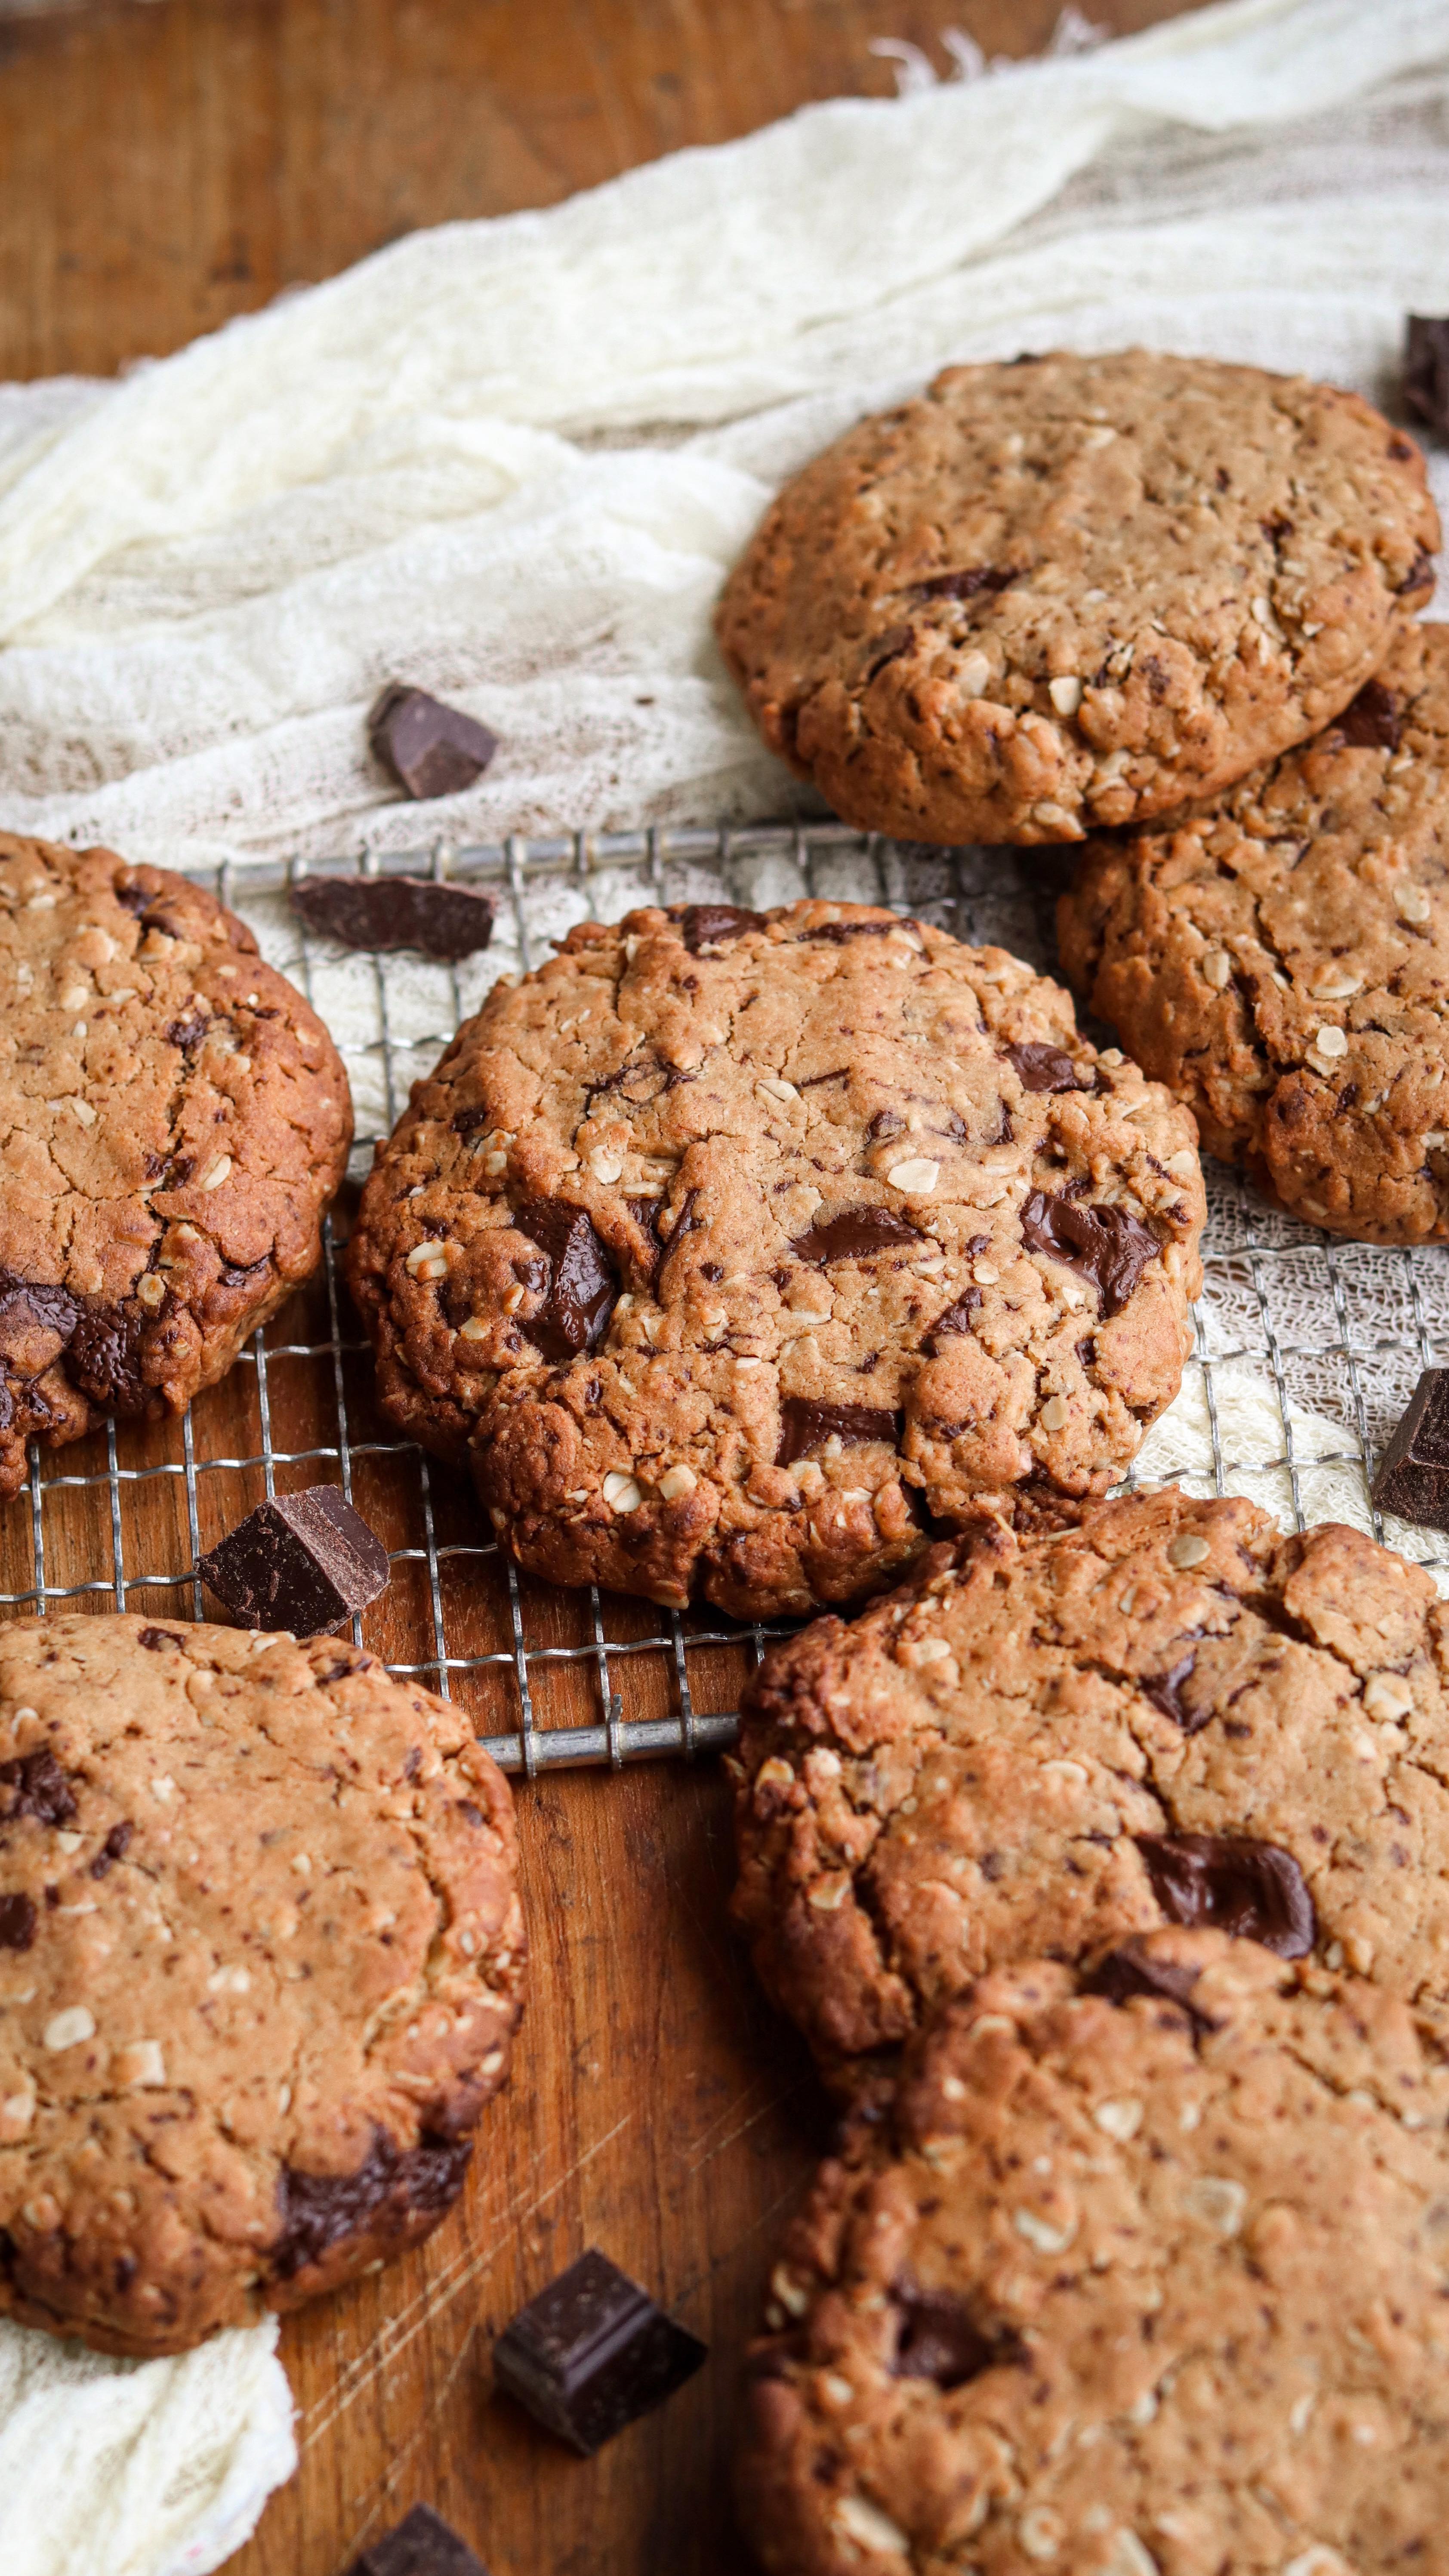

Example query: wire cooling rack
[3,820,1448,1772]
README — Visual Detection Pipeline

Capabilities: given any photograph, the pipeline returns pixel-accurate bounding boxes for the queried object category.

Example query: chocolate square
[1406,315,1449,443]
[1373,1367,1449,1528]
[369,684,498,801]
[345,2502,489,2576]
[492,2248,705,2455]
[290,874,496,962]
[197,1487,390,1634]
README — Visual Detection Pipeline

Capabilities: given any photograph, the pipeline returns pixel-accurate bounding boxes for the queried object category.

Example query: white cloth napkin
[0,0,1446,869]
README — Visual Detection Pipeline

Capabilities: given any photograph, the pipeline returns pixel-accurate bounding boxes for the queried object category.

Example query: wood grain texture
[0,3,1202,2570]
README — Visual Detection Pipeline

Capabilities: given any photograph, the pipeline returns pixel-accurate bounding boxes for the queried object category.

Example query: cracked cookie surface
[1060,620,1449,1242]
[732,1490,1449,2093]
[715,350,1437,846]
[0,832,352,1496]
[345,900,1204,1619]
[737,1929,1449,2576]
[0,1613,524,2356]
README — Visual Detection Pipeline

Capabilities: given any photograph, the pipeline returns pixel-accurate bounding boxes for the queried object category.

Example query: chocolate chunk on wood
[369,683,498,801]
[789,1208,919,1263]
[492,2247,705,2456]
[1005,1041,1089,1093]
[1406,315,1449,442]
[512,1200,617,1360]
[344,2501,490,2576]
[1020,1188,1161,1316]
[291,874,496,962]
[197,1487,390,1634]
[775,1399,901,1467]
[1373,1367,1449,1527]
[672,903,768,953]
[1136,1832,1316,1959]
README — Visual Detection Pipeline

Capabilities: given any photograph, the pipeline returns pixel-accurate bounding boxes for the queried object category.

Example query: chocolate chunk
[1406,316,1449,441]
[1335,680,1403,752]
[0,1272,78,1351]
[806,919,899,943]
[891,2286,1022,2389]
[1086,1936,1219,2030]
[344,2505,490,2576]
[1373,1367,1449,1527]
[1399,547,1437,601]
[672,903,768,953]
[775,1399,901,1467]
[291,874,497,962]
[1137,1832,1316,1959]
[137,1627,186,1652]
[65,1304,149,1412]
[0,1750,77,1827]
[0,1895,36,1951]
[789,1208,919,1264]
[273,2127,472,2280]
[1139,1651,1204,1733]
[197,1487,391,1635]
[90,1821,134,1880]
[1005,1041,1088,1094]
[913,565,1019,601]
[863,626,916,682]
[492,2247,705,2456]
[926,1289,981,1353]
[1020,1189,1160,1316]
[368,684,498,802]
[163,1008,209,1052]
[512,1199,617,1361]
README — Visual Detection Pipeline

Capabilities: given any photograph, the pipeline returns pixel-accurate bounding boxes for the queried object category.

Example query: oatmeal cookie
[737,1930,1449,2576]
[732,1488,1449,2091]
[0,1614,524,2356]
[345,901,1203,1618]
[0,833,352,1494]
[716,349,1437,844]
[1060,620,1449,1242]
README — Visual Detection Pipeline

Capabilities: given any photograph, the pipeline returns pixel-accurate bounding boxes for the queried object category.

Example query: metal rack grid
[3,821,1447,1773]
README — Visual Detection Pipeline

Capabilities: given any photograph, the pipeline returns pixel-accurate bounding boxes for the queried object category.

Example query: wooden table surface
[0,4,1202,2571]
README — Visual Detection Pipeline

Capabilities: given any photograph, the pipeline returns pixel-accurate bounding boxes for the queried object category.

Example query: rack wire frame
[4,821,1447,1774]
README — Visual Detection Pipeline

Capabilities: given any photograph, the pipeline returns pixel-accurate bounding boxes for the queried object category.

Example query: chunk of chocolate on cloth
[775,1398,902,1467]
[197,1487,390,1635]
[789,1208,919,1263]
[369,683,498,801]
[1373,1366,1449,1528]
[512,1199,617,1360]
[1020,1188,1161,1316]
[291,873,496,962]
[1405,315,1449,442]
[344,2502,490,2576]
[492,2248,705,2456]
[1136,1832,1316,1960]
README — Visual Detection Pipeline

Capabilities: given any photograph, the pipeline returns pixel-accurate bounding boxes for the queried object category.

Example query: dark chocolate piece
[672,903,768,953]
[1335,680,1403,753]
[0,1894,37,1951]
[344,2504,490,2576]
[1406,316,1449,442]
[492,2247,705,2456]
[1139,1650,1204,1734]
[1400,546,1437,602]
[137,1627,186,1652]
[368,683,498,802]
[1005,1041,1088,1094]
[197,1487,390,1635]
[512,1199,617,1360]
[1136,1832,1316,1959]
[1020,1188,1160,1316]
[1373,1367,1449,1528]
[863,626,916,681]
[926,1289,981,1352]
[1085,1936,1219,2030]
[913,565,1020,601]
[0,1749,77,1827]
[789,1208,919,1264]
[90,1821,134,1880]
[891,2285,1023,2389]
[65,1304,148,1411]
[775,1399,901,1467]
[273,2127,472,2281]
[291,874,497,963]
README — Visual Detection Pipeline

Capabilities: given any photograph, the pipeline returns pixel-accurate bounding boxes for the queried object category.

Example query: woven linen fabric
[0,0,1445,867]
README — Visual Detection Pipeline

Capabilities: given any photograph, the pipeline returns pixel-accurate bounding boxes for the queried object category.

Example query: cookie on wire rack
[0,832,352,1497]
[345,899,1205,1619]
[0,1615,524,2357]
[731,1487,1449,2098]
[715,348,1437,846]
[1059,622,1449,1244]
[736,1929,1449,2576]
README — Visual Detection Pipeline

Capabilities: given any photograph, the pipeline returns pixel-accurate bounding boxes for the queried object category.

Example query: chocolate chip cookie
[0,834,352,1495]
[1060,620,1449,1242]
[716,350,1437,846]
[732,1488,1449,2094]
[737,1930,1449,2576]
[345,901,1204,1619]
[0,1614,524,2356]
